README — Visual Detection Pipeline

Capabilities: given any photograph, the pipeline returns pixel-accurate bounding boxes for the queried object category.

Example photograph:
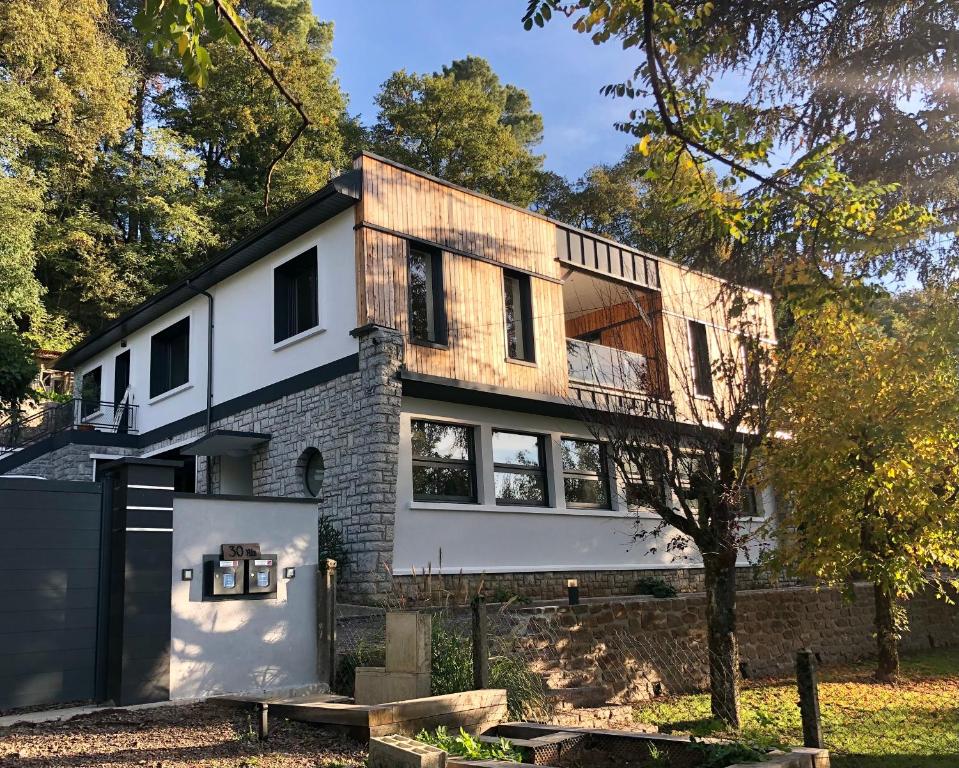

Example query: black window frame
[624,447,669,509]
[80,366,102,419]
[411,419,477,503]
[274,247,319,344]
[689,320,714,397]
[492,429,548,506]
[150,317,190,399]
[561,437,611,510]
[407,243,447,346]
[503,270,535,363]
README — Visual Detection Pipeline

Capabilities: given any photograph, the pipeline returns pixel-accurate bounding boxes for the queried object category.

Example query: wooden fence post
[796,648,824,748]
[317,558,337,691]
[471,596,490,690]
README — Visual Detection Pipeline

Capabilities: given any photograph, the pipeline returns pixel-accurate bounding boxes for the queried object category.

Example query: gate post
[317,558,337,690]
[796,648,824,748]
[471,596,490,690]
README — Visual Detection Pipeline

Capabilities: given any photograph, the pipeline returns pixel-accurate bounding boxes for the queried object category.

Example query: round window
[303,449,325,498]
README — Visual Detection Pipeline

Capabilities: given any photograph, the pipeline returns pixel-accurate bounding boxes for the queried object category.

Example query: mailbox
[246,556,278,597]
[204,558,243,599]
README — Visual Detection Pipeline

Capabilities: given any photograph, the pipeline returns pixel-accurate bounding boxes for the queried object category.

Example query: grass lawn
[631,648,959,768]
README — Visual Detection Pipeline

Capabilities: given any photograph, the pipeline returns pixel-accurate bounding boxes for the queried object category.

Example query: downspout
[185,281,214,494]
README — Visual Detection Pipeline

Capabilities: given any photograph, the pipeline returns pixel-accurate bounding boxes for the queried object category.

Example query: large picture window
[624,448,668,509]
[503,270,534,362]
[274,247,319,343]
[411,419,476,502]
[150,317,190,398]
[689,320,714,397]
[493,430,547,505]
[80,366,102,419]
[408,245,446,344]
[562,438,610,509]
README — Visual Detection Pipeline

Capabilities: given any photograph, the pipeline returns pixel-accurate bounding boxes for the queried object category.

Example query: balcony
[0,399,138,450]
[566,338,674,419]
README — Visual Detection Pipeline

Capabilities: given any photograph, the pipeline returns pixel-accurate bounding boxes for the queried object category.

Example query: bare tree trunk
[703,549,741,727]
[874,582,900,682]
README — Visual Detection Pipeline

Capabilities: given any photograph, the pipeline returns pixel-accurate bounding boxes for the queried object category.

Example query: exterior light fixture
[284,567,296,579]
[182,568,194,581]
[567,578,579,606]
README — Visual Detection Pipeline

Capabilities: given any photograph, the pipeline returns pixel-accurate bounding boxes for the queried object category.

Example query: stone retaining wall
[521,583,959,702]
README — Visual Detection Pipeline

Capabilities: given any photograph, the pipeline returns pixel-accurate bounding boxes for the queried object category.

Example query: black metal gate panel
[0,477,104,710]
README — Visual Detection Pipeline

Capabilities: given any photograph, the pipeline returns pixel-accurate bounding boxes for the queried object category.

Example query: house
[0,153,776,601]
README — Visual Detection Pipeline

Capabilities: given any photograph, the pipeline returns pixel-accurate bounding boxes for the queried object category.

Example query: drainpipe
[185,281,214,494]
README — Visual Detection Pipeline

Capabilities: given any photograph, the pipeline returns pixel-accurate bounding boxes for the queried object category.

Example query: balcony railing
[0,399,138,450]
[566,338,674,420]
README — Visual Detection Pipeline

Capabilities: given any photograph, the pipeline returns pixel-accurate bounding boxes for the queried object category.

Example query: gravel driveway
[0,702,367,768]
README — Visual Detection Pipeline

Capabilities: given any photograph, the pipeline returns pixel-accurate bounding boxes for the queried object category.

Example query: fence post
[796,648,824,748]
[317,558,337,691]
[471,596,490,690]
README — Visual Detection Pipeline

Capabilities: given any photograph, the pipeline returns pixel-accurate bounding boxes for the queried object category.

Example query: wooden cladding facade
[354,154,568,397]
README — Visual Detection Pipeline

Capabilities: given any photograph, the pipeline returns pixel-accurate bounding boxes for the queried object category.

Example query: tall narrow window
[80,366,102,419]
[274,247,319,343]
[408,246,446,344]
[689,320,714,397]
[562,438,610,509]
[503,270,534,362]
[676,452,705,511]
[150,317,190,398]
[625,447,668,509]
[493,430,547,505]
[411,419,476,502]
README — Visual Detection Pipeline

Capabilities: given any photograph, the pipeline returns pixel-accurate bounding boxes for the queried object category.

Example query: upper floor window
[562,438,610,509]
[150,317,190,398]
[493,430,547,505]
[274,247,318,343]
[80,366,101,419]
[408,245,446,345]
[411,419,476,503]
[503,270,534,362]
[689,320,714,397]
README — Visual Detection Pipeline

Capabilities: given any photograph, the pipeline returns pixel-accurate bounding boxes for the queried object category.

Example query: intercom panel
[246,556,278,597]
[203,557,243,599]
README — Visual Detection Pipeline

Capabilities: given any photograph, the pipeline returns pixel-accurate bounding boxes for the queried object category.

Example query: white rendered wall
[392,397,771,575]
[170,495,319,699]
[74,209,358,435]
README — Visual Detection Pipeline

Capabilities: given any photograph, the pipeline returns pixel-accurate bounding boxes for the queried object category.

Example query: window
[503,270,534,362]
[408,245,446,344]
[562,438,610,508]
[493,430,547,505]
[676,452,706,510]
[689,320,714,397]
[411,420,476,502]
[624,447,668,509]
[301,448,325,498]
[740,485,761,518]
[150,317,190,398]
[80,366,102,419]
[274,247,319,343]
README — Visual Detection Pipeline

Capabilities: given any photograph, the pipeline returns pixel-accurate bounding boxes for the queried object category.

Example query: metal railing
[567,338,650,391]
[0,398,138,449]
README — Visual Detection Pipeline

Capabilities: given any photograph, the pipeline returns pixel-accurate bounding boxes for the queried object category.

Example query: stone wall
[518,583,959,703]
[390,565,796,603]
[7,442,129,481]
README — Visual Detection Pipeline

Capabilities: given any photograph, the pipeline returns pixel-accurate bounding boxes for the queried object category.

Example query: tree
[570,280,776,726]
[522,1,947,284]
[0,329,38,413]
[764,293,959,681]
[368,56,545,207]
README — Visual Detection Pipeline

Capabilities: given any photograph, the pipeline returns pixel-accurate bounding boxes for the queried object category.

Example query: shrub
[416,726,521,762]
[332,638,384,696]
[690,739,768,768]
[429,615,550,720]
[634,575,678,599]
[318,515,349,575]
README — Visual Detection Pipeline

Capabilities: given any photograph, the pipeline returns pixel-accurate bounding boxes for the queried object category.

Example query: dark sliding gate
[0,477,106,710]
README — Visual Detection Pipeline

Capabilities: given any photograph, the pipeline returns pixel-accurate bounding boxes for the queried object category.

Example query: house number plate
[220,543,262,558]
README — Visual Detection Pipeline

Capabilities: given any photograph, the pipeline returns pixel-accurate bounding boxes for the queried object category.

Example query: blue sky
[314,0,641,180]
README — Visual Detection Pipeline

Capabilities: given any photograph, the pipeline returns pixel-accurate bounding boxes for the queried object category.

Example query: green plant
[416,726,522,762]
[428,615,550,720]
[634,576,679,599]
[488,586,532,605]
[318,515,349,575]
[332,638,384,696]
[689,739,767,768]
